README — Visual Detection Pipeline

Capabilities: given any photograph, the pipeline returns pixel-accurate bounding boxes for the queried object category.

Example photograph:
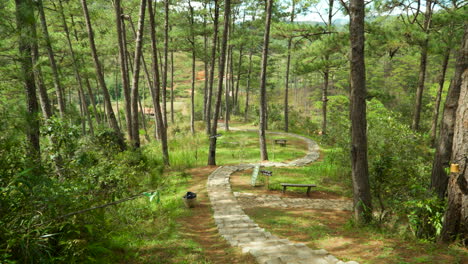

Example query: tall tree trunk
[431,25,467,199]
[162,0,170,127]
[37,0,65,117]
[114,0,133,140]
[411,0,433,131]
[129,0,146,148]
[244,50,253,122]
[203,6,208,121]
[84,77,100,124]
[430,49,451,146]
[15,0,40,162]
[189,0,195,135]
[171,49,175,123]
[79,84,94,136]
[206,0,220,135]
[234,44,243,112]
[208,0,230,166]
[80,0,125,149]
[225,44,231,131]
[349,0,372,223]
[147,0,169,165]
[284,1,295,132]
[440,67,467,244]
[259,0,273,161]
[31,36,52,120]
[322,68,329,134]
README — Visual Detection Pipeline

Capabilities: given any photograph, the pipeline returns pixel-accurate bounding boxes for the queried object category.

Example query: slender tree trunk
[430,49,451,146]
[225,44,231,131]
[15,0,40,162]
[147,0,169,165]
[208,0,230,166]
[234,44,243,113]
[440,64,467,244]
[79,84,94,136]
[162,0,170,127]
[37,0,65,117]
[203,7,208,121]
[84,77,100,123]
[189,0,195,135]
[411,0,433,131]
[31,36,52,120]
[171,49,175,123]
[284,1,295,132]
[206,0,220,135]
[244,50,253,122]
[114,0,133,140]
[259,0,273,161]
[322,68,329,134]
[431,25,467,199]
[81,0,125,149]
[138,95,150,142]
[349,0,372,223]
[129,0,146,148]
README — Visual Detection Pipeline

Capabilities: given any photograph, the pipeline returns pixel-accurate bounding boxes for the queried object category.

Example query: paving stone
[206,130,358,264]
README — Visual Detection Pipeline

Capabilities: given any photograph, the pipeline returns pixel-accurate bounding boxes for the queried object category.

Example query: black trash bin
[183,192,197,208]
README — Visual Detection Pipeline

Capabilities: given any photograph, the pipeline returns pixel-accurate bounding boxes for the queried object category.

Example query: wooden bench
[274,139,287,147]
[281,183,317,197]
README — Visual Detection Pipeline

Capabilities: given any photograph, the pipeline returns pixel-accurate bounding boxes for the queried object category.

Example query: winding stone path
[206,131,358,264]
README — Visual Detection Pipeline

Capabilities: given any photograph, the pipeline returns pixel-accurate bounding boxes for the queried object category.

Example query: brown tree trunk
[284,1,295,133]
[430,49,451,146]
[225,44,231,132]
[244,50,253,122]
[208,0,230,166]
[171,50,175,123]
[349,0,372,223]
[411,0,433,131]
[15,0,40,162]
[162,0,170,127]
[234,44,243,113]
[259,0,273,161]
[440,67,467,244]
[147,0,169,165]
[431,25,467,199]
[37,0,65,117]
[202,3,208,121]
[114,0,133,140]
[80,0,125,149]
[206,0,219,135]
[129,0,146,148]
[322,68,329,134]
[189,0,195,135]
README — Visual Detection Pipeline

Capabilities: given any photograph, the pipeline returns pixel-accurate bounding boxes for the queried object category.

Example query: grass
[245,207,468,264]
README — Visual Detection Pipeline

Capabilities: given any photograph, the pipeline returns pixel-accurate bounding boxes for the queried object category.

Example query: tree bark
[208,0,230,166]
[322,69,329,134]
[284,1,295,132]
[147,0,169,165]
[129,0,146,148]
[206,0,220,135]
[162,0,170,127]
[171,49,175,123]
[430,49,451,146]
[411,0,433,131]
[431,25,467,199]
[259,0,273,161]
[114,0,133,140]
[440,67,467,244]
[349,0,372,223]
[15,0,40,162]
[37,0,65,117]
[225,44,231,132]
[189,0,195,135]
[80,0,125,149]
[244,50,253,122]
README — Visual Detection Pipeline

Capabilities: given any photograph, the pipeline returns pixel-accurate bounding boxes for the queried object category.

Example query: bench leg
[307,186,311,197]
[282,186,286,194]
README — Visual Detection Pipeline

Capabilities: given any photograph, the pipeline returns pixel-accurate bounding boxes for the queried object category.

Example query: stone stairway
[206,132,359,264]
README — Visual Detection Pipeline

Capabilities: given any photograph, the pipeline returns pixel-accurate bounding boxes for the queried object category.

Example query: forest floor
[175,127,468,264]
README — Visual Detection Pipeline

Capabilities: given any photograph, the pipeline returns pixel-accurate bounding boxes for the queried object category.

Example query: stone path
[206,131,358,264]
[233,192,353,211]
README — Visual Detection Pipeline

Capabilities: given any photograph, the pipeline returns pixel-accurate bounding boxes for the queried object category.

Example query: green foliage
[405,194,445,241]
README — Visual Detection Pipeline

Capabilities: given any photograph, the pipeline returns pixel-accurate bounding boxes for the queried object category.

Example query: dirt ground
[178,166,256,264]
